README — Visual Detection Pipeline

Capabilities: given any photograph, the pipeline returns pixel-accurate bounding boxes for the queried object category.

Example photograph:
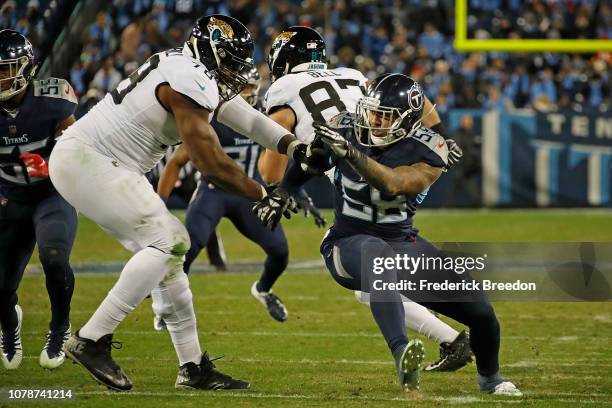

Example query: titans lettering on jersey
[209,107,263,184]
[0,78,77,201]
[331,113,448,241]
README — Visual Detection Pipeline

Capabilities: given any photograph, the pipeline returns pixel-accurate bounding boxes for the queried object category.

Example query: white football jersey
[70,47,219,174]
[264,67,367,143]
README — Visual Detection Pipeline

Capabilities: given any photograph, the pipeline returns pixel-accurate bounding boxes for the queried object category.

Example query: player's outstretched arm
[314,123,442,196]
[257,107,296,184]
[159,85,265,202]
[157,144,190,201]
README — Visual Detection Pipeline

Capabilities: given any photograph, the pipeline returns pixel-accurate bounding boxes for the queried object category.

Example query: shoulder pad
[410,126,449,166]
[158,55,219,111]
[263,75,294,114]
[327,111,355,128]
[33,78,77,104]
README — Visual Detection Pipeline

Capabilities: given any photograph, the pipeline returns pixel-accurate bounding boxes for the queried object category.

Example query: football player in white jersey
[48,15,321,391]
[257,27,472,372]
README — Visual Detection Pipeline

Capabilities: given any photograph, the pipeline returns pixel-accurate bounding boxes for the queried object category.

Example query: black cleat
[63,331,132,391]
[175,352,250,390]
[424,330,473,372]
[251,281,288,322]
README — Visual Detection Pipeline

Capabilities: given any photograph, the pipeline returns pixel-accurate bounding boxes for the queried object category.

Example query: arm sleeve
[216,94,291,152]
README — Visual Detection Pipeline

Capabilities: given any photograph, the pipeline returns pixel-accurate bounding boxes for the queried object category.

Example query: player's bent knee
[39,246,72,274]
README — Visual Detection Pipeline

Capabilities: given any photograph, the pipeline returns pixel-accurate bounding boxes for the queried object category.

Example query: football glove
[313,122,363,163]
[253,185,299,230]
[19,153,48,178]
[287,138,334,176]
[295,187,327,228]
[445,139,463,168]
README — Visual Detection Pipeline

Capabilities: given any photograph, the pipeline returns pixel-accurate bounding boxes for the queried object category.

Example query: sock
[257,247,289,293]
[80,247,182,341]
[369,299,408,354]
[151,273,201,365]
[42,258,74,332]
[355,291,458,344]
[478,372,503,391]
[401,298,458,344]
[0,292,18,333]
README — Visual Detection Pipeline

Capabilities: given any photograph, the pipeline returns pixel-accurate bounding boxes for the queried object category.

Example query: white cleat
[39,324,71,369]
[153,315,168,331]
[250,281,288,322]
[1,305,23,370]
[490,381,523,397]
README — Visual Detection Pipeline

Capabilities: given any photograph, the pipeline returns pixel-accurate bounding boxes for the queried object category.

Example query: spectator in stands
[91,56,122,94]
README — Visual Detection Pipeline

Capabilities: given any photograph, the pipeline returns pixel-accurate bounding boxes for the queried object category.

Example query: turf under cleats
[250,281,288,322]
[424,330,473,372]
[397,339,425,391]
[175,352,250,390]
[63,331,132,391]
[153,316,167,331]
[0,305,23,370]
[40,324,71,369]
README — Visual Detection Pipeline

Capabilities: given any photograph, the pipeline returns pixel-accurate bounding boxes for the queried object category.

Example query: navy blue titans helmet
[0,30,37,102]
[355,73,425,147]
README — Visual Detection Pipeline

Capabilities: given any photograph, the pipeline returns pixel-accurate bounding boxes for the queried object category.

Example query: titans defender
[255,74,522,396]
[154,69,322,324]
[258,26,471,372]
[0,30,77,370]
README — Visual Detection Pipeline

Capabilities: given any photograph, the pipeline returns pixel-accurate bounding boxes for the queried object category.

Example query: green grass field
[3,209,612,407]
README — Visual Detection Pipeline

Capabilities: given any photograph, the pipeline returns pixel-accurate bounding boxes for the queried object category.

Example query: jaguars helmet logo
[207,16,235,41]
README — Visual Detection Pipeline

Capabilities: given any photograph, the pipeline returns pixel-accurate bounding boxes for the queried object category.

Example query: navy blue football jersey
[330,112,448,241]
[0,78,77,202]
[209,108,264,185]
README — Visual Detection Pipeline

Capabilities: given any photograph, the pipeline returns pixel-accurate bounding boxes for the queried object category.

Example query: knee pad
[38,246,68,269]
[266,244,289,266]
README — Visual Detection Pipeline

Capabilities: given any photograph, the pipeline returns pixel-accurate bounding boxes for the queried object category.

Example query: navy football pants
[321,231,500,376]
[0,192,77,332]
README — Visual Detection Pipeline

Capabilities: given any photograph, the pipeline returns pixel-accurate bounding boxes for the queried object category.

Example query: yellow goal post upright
[453,0,612,53]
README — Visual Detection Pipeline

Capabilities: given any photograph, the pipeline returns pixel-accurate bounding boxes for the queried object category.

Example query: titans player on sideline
[257,26,471,372]
[154,69,305,324]
[0,30,77,371]
[255,73,521,396]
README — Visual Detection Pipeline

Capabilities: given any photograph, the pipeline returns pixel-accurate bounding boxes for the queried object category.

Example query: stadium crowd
[3,0,609,114]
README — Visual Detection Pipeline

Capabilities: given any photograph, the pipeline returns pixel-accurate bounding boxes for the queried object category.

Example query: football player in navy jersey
[0,30,78,370]
[154,69,321,324]
[254,73,521,396]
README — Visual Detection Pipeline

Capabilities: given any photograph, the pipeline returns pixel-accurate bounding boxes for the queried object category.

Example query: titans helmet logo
[407,83,424,111]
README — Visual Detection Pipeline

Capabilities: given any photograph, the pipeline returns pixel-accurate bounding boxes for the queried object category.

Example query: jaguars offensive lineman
[49,15,317,391]
[255,73,522,396]
[0,30,77,371]
[154,69,322,324]
[258,26,472,372]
